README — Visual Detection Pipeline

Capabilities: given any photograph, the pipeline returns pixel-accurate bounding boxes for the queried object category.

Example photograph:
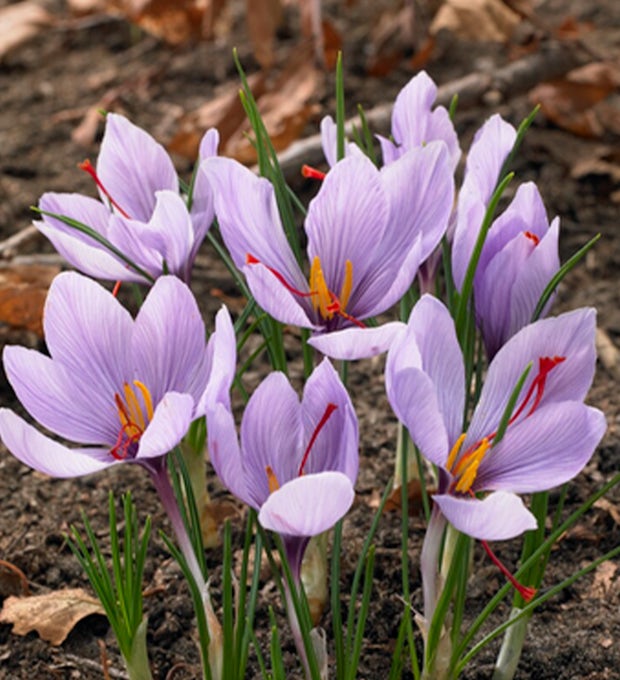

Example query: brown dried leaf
[0,589,105,646]
[384,480,435,517]
[131,0,212,45]
[167,73,266,160]
[530,62,620,138]
[245,0,283,69]
[430,0,520,43]
[587,561,618,599]
[225,56,320,164]
[0,2,53,61]
[0,264,60,337]
[366,5,413,77]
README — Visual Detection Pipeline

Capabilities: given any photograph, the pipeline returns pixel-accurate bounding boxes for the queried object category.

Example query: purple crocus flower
[204,357,358,580]
[0,271,233,479]
[203,141,453,357]
[451,113,517,291]
[474,182,560,358]
[386,294,606,543]
[36,114,219,284]
[376,70,461,172]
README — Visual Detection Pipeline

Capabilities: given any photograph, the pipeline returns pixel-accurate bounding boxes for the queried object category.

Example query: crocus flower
[204,357,358,579]
[0,271,233,478]
[0,271,232,679]
[376,70,461,172]
[204,140,453,358]
[386,294,606,543]
[36,114,218,284]
[473,181,560,358]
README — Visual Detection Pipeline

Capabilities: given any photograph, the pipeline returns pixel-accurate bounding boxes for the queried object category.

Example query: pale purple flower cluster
[0,70,607,668]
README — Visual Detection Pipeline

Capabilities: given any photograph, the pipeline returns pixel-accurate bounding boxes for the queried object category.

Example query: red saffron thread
[301,164,326,181]
[79,159,131,219]
[298,403,338,476]
[481,540,536,603]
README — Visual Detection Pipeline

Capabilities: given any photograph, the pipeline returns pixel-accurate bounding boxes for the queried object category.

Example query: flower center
[264,402,338,492]
[245,253,364,328]
[447,355,566,493]
[110,380,154,460]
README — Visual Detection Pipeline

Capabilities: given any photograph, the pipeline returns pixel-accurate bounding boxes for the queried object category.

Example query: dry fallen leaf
[384,479,435,517]
[245,0,283,69]
[0,588,105,646]
[587,561,618,599]
[430,0,520,42]
[225,55,321,164]
[0,2,53,62]
[0,264,60,337]
[530,62,620,138]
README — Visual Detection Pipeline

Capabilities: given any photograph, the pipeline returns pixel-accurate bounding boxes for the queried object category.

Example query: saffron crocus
[473,181,560,358]
[376,70,461,172]
[0,271,232,678]
[205,357,359,578]
[204,141,453,358]
[36,114,218,284]
[386,294,606,544]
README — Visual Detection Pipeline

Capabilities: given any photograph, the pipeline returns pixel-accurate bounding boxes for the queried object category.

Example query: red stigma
[481,540,536,603]
[79,159,131,219]
[301,164,326,181]
[524,231,540,246]
[509,355,566,423]
[298,403,338,476]
[245,253,315,298]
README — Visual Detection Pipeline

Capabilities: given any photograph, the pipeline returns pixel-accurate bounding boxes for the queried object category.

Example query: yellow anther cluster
[309,256,354,320]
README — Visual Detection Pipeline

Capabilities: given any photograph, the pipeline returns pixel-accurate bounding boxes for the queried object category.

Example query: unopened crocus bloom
[386,295,606,613]
[204,142,453,358]
[0,271,232,678]
[205,358,358,579]
[376,70,461,172]
[37,114,218,284]
[473,181,560,358]
[451,113,561,357]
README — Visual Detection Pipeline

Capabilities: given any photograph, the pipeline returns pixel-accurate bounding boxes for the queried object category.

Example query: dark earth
[1,0,619,678]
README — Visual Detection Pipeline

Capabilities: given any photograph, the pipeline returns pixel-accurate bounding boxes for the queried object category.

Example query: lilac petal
[361,234,423,317]
[387,368,450,468]
[43,271,131,402]
[377,134,400,165]
[387,296,464,447]
[391,71,460,171]
[132,276,208,404]
[478,182,550,274]
[3,347,117,444]
[379,142,454,263]
[203,157,306,291]
[507,218,560,338]
[97,113,178,222]
[205,402,251,508]
[0,409,114,478]
[142,191,195,277]
[476,402,606,493]
[308,322,404,360]
[468,307,597,444]
[475,235,530,358]
[37,194,138,281]
[199,127,220,160]
[258,472,354,537]
[198,306,236,414]
[240,372,302,507]
[137,392,194,459]
[244,264,319,330]
[306,154,389,294]
[299,359,359,484]
[319,116,362,167]
[434,491,537,541]
[452,114,517,289]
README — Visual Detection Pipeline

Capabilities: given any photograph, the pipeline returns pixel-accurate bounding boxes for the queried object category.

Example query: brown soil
[1,1,619,679]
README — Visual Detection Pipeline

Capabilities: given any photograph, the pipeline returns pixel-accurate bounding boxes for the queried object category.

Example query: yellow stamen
[133,380,154,421]
[446,432,467,472]
[266,465,280,494]
[339,259,353,312]
[114,393,130,428]
[124,382,145,430]
[310,256,333,319]
[454,438,491,493]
